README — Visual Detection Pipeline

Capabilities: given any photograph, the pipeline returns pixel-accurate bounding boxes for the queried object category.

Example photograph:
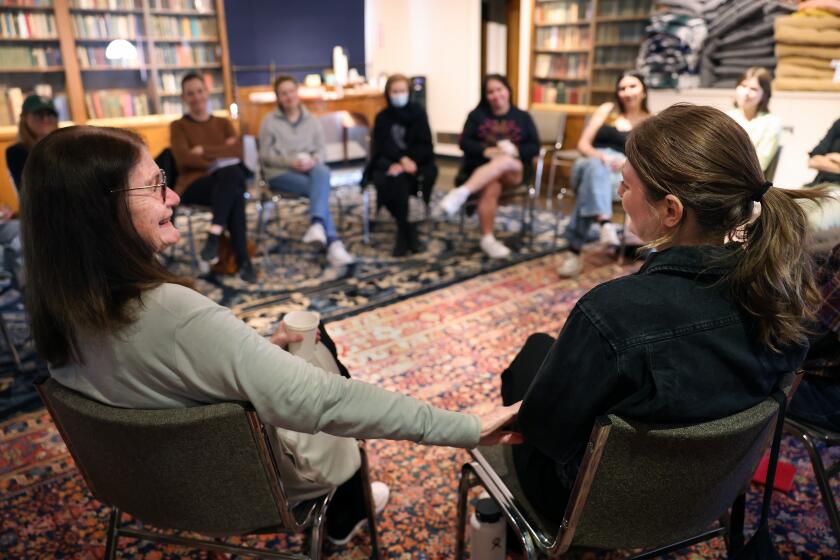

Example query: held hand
[400,156,418,174]
[190,145,204,156]
[607,156,626,172]
[387,163,404,176]
[483,147,502,159]
[826,152,840,166]
[477,402,524,446]
[225,136,237,146]
[0,205,12,221]
[270,321,321,349]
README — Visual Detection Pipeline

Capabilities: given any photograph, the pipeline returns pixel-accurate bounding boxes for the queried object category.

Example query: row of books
[76,44,146,67]
[154,43,216,66]
[593,68,632,88]
[0,45,61,67]
[149,0,214,12]
[157,69,218,93]
[85,89,150,118]
[535,26,590,50]
[534,53,589,80]
[71,0,139,9]
[532,81,587,105]
[0,86,69,126]
[594,46,636,66]
[72,13,143,38]
[1,0,53,7]
[149,15,216,39]
[0,10,56,38]
[596,0,652,18]
[535,0,591,25]
[160,92,221,115]
[595,21,646,43]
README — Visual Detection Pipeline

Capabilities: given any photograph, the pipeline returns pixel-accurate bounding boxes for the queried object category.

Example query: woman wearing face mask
[556,71,650,277]
[364,74,438,256]
[439,74,539,259]
[726,67,782,174]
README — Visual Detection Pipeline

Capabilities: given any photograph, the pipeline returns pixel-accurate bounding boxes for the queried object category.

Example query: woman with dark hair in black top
[365,74,438,256]
[438,74,539,259]
[556,71,650,277]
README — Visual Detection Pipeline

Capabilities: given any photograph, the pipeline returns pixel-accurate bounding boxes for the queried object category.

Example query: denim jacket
[518,244,807,488]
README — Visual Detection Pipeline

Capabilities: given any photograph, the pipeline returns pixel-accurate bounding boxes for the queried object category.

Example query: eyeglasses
[110,169,168,202]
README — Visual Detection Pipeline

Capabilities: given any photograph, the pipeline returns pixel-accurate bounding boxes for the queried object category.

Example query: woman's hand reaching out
[477,401,523,445]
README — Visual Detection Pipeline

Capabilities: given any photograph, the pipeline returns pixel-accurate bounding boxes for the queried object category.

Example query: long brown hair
[18,114,41,150]
[735,66,773,114]
[625,104,823,350]
[21,126,190,367]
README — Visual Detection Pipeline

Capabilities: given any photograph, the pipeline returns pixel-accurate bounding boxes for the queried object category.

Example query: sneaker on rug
[327,481,390,546]
[200,233,220,265]
[238,260,257,283]
[302,222,328,246]
[327,240,355,267]
[599,222,620,246]
[480,234,511,259]
[557,252,582,277]
[438,185,471,217]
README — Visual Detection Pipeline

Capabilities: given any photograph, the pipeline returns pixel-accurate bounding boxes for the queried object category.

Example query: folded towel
[777,54,836,69]
[798,0,840,16]
[785,12,840,28]
[776,42,840,58]
[776,62,835,79]
[773,76,840,90]
[714,45,776,60]
[719,34,776,49]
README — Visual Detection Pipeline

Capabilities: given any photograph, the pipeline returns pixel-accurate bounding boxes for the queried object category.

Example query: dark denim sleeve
[517,305,623,465]
[809,118,840,157]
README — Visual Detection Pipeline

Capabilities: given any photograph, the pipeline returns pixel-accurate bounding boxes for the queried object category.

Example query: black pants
[501,332,573,524]
[180,164,249,264]
[373,164,438,229]
[313,323,367,529]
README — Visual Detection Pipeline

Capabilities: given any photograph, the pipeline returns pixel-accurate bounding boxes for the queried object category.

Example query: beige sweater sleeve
[172,292,481,447]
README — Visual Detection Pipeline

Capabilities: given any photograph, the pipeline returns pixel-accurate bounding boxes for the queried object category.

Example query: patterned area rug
[2,253,839,558]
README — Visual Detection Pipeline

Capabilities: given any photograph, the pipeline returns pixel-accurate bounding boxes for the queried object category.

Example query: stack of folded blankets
[701,0,796,87]
[636,11,707,89]
[774,0,840,91]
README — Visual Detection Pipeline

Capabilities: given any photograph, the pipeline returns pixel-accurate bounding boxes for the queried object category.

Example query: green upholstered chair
[455,393,787,559]
[35,377,380,560]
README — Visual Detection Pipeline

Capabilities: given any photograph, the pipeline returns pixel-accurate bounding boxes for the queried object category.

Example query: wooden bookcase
[0,0,232,124]
[530,0,651,107]
[0,0,233,211]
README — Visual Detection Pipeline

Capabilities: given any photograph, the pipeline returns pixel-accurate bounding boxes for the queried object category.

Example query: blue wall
[223,0,366,87]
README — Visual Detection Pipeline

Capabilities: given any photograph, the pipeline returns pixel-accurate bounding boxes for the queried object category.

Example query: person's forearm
[810,155,840,173]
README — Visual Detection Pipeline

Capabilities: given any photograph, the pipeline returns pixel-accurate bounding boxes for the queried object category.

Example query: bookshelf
[0,0,232,124]
[530,0,651,107]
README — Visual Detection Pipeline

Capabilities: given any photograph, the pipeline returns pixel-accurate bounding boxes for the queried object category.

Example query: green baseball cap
[22,94,58,116]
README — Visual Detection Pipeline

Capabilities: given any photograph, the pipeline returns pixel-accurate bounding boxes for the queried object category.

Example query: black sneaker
[238,260,257,283]
[201,233,220,264]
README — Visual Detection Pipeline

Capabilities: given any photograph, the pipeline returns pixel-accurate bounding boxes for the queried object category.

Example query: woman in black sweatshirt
[439,74,539,259]
[365,74,437,256]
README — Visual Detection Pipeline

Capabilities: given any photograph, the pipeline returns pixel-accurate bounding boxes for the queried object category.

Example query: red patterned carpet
[2,252,839,558]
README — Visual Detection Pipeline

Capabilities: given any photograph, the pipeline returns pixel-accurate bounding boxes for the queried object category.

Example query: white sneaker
[327,481,390,546]
[302,222,327,246]
[599,222,620,246]
[557,252,582,277]
[438,186,471,217]
[327,240,355,267]
[480,234,511,259]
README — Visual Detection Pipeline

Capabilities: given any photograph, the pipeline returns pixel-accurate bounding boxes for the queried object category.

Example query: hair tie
[752,181,772,202]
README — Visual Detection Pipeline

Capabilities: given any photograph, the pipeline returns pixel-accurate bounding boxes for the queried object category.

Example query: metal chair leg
[309,492,332,560]
[800,432,840,542]
[455,463,480,559]
[362,189,371,245]
[357,441,381,559]
[105,508,121,560]
[0,312,21,370]
[185,211,199,272]
[617,212,628,266]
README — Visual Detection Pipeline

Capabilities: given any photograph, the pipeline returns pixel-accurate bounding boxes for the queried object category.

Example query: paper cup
[283,310,320,360]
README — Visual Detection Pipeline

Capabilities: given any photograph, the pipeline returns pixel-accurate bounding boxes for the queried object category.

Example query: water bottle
[469,497,506,560]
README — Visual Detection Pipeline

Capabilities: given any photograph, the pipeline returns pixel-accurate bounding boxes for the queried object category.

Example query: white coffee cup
[295,152,313,165]
[497,139,517,156]
[282,310,320,360]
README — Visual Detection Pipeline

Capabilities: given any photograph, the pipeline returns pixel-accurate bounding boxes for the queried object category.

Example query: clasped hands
[387,156,418,176]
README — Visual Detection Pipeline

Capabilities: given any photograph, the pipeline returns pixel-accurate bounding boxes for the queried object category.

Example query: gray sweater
[50,284,480,499]
[259,106,328,180]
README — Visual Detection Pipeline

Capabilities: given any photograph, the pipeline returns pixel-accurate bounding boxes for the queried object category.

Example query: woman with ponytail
[497,103,823,523]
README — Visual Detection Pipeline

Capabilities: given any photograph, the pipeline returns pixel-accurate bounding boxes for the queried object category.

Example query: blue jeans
[268,163,338,242]
[562,148,623,252]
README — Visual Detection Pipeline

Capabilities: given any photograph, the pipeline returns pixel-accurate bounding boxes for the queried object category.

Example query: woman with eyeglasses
[20,125,519,546]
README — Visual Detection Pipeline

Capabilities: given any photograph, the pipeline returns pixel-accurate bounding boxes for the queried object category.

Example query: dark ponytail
[625,104,825,350]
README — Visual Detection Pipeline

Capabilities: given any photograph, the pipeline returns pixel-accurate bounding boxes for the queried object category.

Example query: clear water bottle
[469,497,506,560]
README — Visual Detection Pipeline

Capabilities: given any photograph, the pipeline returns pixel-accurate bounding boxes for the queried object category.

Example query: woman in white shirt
[726,67,782,174]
